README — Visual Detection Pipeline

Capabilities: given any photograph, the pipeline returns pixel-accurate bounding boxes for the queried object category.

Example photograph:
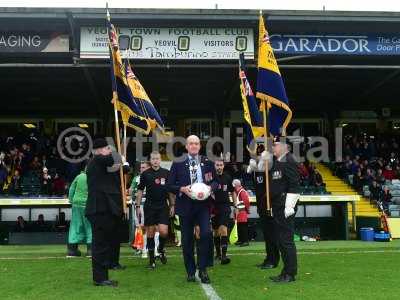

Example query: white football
[190,183,211,200]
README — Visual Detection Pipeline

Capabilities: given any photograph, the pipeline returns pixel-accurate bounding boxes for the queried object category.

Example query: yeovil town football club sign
[80,27,255,60]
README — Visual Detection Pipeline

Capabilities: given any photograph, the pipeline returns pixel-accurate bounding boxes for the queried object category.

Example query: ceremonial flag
[106,9,152,134]
[256,13,292,136]
[239,52,264,149]
[124,60,165,132]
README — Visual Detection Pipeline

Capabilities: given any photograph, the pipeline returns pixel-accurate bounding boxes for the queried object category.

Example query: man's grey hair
[232,179,242,187]
[186,135,200,144]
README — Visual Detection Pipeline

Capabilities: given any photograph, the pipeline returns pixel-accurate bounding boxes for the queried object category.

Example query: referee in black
[136,151,174,269]
[212,158,236,265]
[268,136,300,283]
[85,138,129,287]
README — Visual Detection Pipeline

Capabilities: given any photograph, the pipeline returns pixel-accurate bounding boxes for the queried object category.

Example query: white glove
[258,151,273,171]
[224,152,231,162]
[121,155,127,164]
[246,159,257,173]
[284,193,300,218]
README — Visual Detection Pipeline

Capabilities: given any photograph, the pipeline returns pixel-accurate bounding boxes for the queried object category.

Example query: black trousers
[258,213,280,266]
[180,206,210,276]
[110,217,122,267]
[237,222,248,243]
[273,208,297,276]
[87,213,120,282]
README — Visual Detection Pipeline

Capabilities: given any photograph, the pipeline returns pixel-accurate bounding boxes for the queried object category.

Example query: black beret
[92,138,109,150]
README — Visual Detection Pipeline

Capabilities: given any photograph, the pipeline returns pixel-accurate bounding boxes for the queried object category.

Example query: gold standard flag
[239,52,264,149]
[256,13,292,136]
[107,10,152,134]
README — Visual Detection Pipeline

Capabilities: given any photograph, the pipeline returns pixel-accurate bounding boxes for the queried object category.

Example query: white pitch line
[1,249,399,260]
[195,271,222,300]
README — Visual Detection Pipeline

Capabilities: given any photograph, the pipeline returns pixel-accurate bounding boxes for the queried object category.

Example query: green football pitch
[0,240,399,300]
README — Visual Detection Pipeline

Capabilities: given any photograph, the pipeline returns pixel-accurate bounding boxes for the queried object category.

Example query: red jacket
[383,169,396,180]
[234,186,250,223]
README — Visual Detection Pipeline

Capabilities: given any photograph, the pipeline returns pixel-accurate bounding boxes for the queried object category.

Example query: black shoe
[257,260,275,268]
[110,264,126,270]
[159,251,167,265]
[67,243,82,257]
[260,264,277,270]
[147,262,156,270]
[234,241,242,246]
[220,257,231,265]
[270,274,295,283]
[256,260,268,268]
[199,270,211,284]
[93,280,118,287]
[66,250,82,258]
[239,242,249,247]
[187,274,196,282]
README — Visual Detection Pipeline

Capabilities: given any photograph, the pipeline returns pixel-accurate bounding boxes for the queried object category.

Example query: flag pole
[263,104,272,217]
[112,94,128,213]
[123,124,129,209]
[123,124,127,157]
[107,3,128,213]
[259,9,272,217]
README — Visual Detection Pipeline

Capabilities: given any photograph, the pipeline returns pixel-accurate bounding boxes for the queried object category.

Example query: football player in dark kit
[269,137,300,283]
[212,158,237,265]
[85,138,130,287]
[136,151,174,269]
[247,144,280,270]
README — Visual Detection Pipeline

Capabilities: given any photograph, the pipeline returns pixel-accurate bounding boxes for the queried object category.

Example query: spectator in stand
[53,173,66,196]
[40,167,52,195]
[369,180,381,203]
[9,169,22,195]
[353,170,365,192]
[343,144,353,158]
[312,169,323,187]
[364,168,375,186]
[351,159,360,175]
[375,169,386,186]
[383,165,396,181]
[380,186,392,213]
[20,143,32,172]
[298,162,310,185]
[395,165,400,180]
[33,214,50,232]
[29,155,42,175]
[0,160,7,194]
[41,154,48,169]
[15,216,27,232]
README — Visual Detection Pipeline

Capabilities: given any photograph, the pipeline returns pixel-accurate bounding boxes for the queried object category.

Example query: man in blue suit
[167,135,217,284]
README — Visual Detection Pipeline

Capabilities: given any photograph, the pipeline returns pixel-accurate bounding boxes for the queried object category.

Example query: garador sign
[0,32,69,52]
[270,34,400,55]
[80,27,254,59]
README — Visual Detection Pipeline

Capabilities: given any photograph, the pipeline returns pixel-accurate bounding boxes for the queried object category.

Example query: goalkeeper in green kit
[67,166,92,257]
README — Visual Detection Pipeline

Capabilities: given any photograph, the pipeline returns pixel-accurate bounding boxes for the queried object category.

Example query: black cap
[273,135,307,148]
[273,135,288,144]
[92,138,109,150]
